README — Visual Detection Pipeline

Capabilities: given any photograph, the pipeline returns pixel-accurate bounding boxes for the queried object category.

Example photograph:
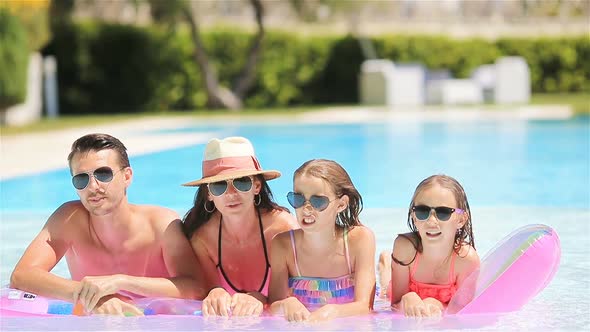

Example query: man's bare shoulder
[40,201,89,242]
[127,205,182,243]
[135,205,181,226]
[52,201,89,225]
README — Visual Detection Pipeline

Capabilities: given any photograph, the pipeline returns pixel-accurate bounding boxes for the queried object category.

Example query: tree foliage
[0,8,29,110]
[148,0,265,110]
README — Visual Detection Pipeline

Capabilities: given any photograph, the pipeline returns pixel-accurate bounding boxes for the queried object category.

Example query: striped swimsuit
[288,229,355,306]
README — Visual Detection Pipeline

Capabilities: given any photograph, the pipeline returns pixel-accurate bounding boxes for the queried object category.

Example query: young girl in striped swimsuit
[268,159,376,322]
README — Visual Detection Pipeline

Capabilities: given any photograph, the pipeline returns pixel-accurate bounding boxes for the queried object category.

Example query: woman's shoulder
[136,205,181,227]
[190,213,219,241]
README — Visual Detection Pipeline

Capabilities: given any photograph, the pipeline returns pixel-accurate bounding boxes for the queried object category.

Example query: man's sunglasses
[287,192,335,212]
[72,166,123,190]
[208,176,253,197]
[412,205,464,222]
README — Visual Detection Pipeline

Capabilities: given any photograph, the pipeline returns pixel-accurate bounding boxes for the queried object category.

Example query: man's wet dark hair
[68,133,130,170]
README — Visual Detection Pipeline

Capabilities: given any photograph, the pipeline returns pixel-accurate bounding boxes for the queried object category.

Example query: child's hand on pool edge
[422,297,443,317]
[281,296,311,322]
[401,292,429,317]
[91,295,143,316]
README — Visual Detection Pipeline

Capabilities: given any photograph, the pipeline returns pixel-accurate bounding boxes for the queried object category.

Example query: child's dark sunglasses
[287,192,334,212]
[72,166,123,190]
[412,205,464,222]
[208,176,253,197]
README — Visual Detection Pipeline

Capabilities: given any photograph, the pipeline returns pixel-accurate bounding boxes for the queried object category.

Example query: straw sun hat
[182,136,281,187]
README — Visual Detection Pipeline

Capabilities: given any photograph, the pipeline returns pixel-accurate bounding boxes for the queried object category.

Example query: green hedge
[43,22,199,114]
[496,37,590,92]
[0,9,29,110]
[43,21,590,114]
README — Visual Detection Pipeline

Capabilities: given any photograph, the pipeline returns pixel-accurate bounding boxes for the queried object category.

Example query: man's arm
[10,203,81,301]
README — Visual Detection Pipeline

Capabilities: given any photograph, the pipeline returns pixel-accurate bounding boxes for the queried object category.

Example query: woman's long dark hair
[182,175,288,239]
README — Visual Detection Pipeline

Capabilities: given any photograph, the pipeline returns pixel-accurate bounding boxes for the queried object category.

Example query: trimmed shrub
[43,22,198,114]
[2,0,50,52]
[0,9,29,110]
[44,21,590,113]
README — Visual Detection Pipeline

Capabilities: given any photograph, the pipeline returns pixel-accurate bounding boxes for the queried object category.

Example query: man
[10,133,206,315]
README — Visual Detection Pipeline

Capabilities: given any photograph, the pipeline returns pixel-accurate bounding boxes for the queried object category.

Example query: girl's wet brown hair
[294,159,363,229]
[393,174,475,266]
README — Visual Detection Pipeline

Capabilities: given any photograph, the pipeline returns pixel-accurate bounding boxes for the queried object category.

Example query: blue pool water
[2,117,589,212]
[1,115,589,331]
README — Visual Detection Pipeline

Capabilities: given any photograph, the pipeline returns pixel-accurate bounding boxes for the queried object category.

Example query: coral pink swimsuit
[408,253,457,304]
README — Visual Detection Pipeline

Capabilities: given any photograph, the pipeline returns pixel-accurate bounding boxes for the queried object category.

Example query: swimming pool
[1,114,589,330]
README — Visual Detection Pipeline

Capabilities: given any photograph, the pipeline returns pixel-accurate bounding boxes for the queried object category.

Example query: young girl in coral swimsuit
[378,174,480,318]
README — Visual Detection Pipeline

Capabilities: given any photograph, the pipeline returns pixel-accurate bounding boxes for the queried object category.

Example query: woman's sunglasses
[208,176,253,197]
[287,192,335,212]
[412,205,464,222]
[72,166,123,190]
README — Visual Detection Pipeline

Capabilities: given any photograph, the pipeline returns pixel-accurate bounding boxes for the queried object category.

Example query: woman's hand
[201,287,232,316]
[400,292,429,318]
[281,297,311,322]
[229,292,264,316]
[73,275,124,313]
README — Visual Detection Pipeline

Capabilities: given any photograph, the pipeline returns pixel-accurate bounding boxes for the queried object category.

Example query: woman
[182,136,297,317]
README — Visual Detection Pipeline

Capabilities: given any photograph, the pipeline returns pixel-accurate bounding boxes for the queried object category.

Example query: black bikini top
[216,208,271,293]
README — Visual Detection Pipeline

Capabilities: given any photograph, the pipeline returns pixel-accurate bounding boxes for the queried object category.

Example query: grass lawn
[1,93,587,136]
[0,107,317,136]
[531,93,589,114]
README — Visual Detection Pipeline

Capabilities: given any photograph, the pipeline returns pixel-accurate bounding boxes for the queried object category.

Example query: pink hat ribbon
[202,156,262,177]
